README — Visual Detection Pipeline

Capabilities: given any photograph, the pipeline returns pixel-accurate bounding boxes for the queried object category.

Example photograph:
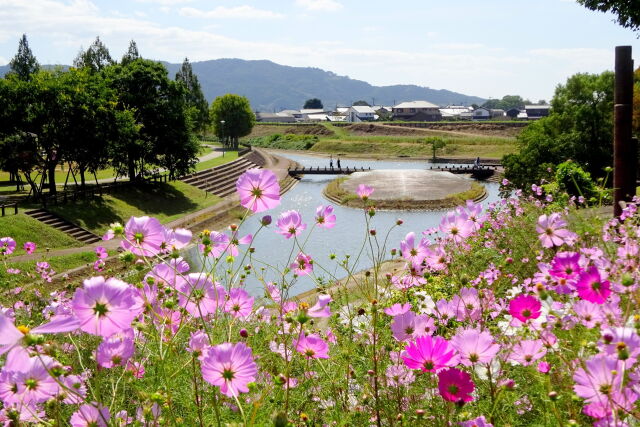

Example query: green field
[244,123,518,159]
[0,213,82,253]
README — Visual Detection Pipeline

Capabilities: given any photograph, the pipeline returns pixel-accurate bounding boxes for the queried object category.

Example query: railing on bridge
[288,166,371,176]
[0,202,18,216]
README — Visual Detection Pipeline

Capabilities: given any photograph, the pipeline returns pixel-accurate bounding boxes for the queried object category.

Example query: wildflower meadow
[1,168,639,426]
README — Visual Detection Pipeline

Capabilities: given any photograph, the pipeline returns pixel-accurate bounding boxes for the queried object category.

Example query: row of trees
[0,36,255,199]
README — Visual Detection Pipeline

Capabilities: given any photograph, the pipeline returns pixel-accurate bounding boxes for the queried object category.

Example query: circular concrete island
[324,169,486,210]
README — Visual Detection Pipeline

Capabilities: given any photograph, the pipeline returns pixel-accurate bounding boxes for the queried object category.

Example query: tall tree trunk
[80,167,86,188]
[128,153,136,181]
[48,163,57,195]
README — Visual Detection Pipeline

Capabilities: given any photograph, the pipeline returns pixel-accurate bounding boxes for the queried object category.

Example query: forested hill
[1,58,486,111]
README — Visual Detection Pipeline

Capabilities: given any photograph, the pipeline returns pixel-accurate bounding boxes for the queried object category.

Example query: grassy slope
[195,151,239,171]
[0,214,82,252]
[49,181,221,235]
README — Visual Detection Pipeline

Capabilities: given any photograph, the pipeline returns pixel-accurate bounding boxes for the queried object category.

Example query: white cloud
[135,0,193,5]
[295,0,343,12]
[0,56,7,66]
[179,6,284,19]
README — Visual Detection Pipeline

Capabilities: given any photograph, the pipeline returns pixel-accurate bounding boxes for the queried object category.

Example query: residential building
[346,105,377,122]
[525,105,551,120]
[255,112,296,123]
[439,105,473,120]
[392,100,442,121]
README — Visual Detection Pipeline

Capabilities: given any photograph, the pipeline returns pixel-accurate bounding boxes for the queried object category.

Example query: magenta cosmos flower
[356,184,374,199]
[201,342,258,397]
[236,168,281,213]
[276,210,306,239]
[437,368,475,403]
[576,266,611,304]
[294,333,329,359]
[72,276,139,337]
[450,328,501,366]
[308,294,332,318]
[536,213,577,248]
[0,237,16,255]
[402,335,458,372]
[224,288,254,318]
[23,242,36,254]
[509,294,542,322]
[177,273,226,318]
[315,205,336,228]
[291,252,313,276]
[70,403,110,427]
[120,216,165,257]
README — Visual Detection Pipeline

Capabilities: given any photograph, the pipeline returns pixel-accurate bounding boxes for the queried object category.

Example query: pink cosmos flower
[162,227,192,251]
[294,333,329,359]
[536,213,577,248]
[23,242,36,254]
[509,339,547,366]
[265,283,282,303]
[384,303,412,316]
[226,231,252,257]
[402,335,458,372]
[72,276,139,337]
[95,246,108,259]
[6,268,20,275]
[385,364,415,387]
[0,237,16,255]
[120,216,165,257]
[291,252,313,276]
[439,211,474,243]
[437,368,475,403]
[0,313,80,357]
[576,266,611,304]
[236,168,281,213]
[177,273,226,318]
[573,300,604,328]
[459,416,493,427]
[70,403,110,427]
[600,327,640,362]
[201,342,258,397]
[224,288,254,318]
[356,184,373,199]
[188,330,210,356]
[315,205,336,228]
[400,232,429,267]
[308,294,332,318]
[508,295,542,322]
[96,329,135,368]
[201,231,231,258]
[450,328,500,366]
[538,362,551,373]
[391,311,434,342]
[14,356,60,404]
[574,354,623,405]
[276,210,306,239]
[424,246,449,272]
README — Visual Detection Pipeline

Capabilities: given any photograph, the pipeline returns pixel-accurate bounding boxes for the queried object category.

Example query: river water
[190,153,501,297]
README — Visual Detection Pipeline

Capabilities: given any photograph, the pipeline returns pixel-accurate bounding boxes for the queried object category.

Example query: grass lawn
[49,181,221,235]
[0,214,82,253]
[195,151,239,171]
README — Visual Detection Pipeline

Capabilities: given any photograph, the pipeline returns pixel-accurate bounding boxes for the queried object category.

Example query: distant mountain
[1,59,486,111]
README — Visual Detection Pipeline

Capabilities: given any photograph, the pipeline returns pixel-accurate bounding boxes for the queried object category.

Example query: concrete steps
[24,209,102,244]
[180,156,261,198]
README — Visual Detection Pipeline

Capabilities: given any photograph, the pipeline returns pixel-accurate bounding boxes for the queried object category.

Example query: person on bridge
[330,156,333,169]
[474,157,480,167]
[337,158,341,169]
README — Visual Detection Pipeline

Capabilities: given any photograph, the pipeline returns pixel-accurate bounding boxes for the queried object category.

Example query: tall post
[613,46,636,216]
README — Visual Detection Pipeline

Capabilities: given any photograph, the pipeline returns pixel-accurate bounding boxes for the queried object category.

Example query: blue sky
[0,0,638,102]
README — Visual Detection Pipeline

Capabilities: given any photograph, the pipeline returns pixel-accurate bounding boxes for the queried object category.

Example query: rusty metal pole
[613,46,636,216]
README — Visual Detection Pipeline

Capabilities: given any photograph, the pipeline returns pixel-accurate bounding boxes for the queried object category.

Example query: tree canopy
[577,0,640,33]
[303,98,323,109]
[8,34,39,81]
[502,71,614,190]
[210,94,256,150]
[73,36,114,73]
[176,57,211,135]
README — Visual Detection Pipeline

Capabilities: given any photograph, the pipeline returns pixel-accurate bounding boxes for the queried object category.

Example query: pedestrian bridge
[287,165,497,179]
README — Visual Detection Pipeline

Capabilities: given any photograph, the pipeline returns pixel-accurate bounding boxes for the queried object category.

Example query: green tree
[210,94,256,150]
[303,98,323,109]
[576,0,640,32]
[73,36,113,73]
[424,137,447,161]
[8,34,40,81]
[353,100,370,106]
[121,40,140,65]
[176,57,210,135]
[503,71,614,190]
